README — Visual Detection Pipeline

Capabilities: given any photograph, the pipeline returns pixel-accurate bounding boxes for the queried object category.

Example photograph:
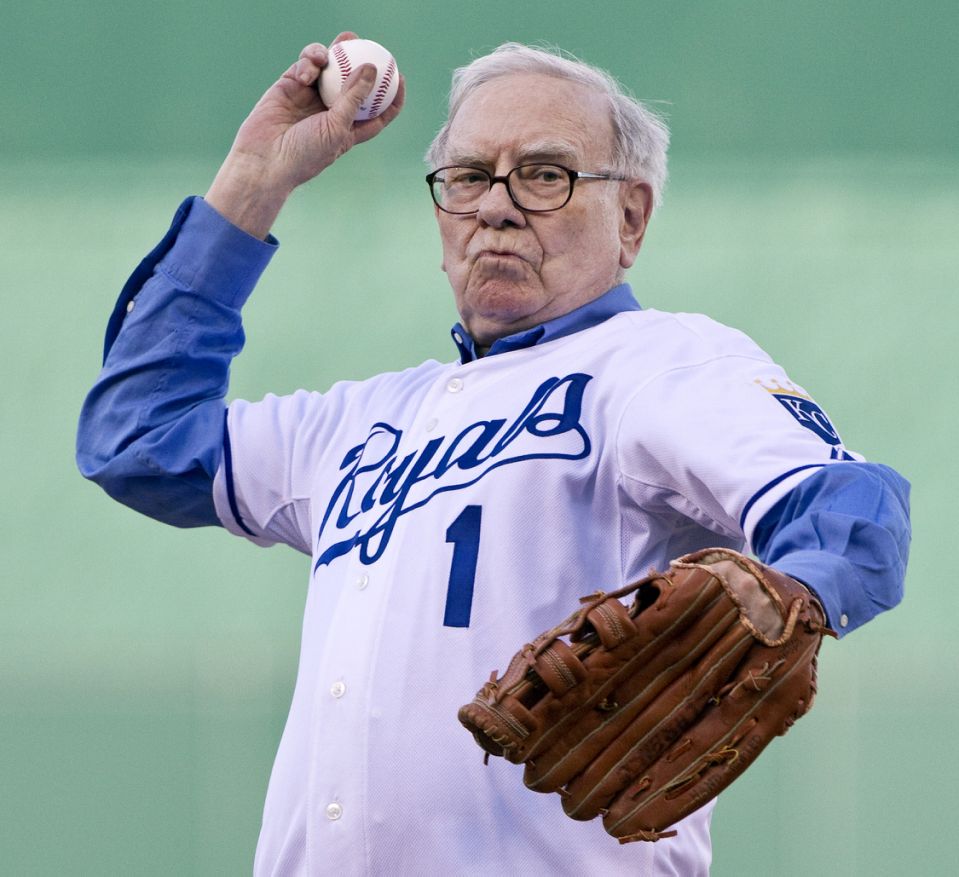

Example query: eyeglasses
[426,164,629,214]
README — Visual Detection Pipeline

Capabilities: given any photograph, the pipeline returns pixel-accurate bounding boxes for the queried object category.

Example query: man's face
[435,72,650,347]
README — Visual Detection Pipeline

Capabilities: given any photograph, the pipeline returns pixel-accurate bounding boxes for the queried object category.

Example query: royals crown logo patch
[755,378,847,450]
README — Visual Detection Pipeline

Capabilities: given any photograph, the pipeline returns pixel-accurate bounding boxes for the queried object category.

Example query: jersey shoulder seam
[612,350,775,476]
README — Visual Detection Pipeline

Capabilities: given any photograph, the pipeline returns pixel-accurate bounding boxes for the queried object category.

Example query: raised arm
[76,35,404,528]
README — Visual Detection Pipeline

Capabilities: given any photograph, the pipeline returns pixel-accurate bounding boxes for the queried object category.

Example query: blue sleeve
[76,196,278,527]
[752,462,911,637]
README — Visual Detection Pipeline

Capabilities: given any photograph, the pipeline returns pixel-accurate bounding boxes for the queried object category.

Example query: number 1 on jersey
[444,505,482,627]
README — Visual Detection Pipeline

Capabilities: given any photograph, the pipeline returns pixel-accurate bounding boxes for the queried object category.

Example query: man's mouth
[476,249,526,263]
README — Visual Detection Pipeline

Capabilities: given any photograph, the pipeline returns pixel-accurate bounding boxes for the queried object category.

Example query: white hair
[425,43,671,206]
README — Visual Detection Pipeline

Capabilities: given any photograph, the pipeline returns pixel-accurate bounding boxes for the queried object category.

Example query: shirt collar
[450,283,641,363]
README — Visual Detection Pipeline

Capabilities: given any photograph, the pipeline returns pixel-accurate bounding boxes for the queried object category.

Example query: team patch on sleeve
[755,378,855,460]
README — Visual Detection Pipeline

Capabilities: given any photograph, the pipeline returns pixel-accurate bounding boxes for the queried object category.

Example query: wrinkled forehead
[443,72,616,169]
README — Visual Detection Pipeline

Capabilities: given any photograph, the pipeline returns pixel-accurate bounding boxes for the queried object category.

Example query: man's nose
[476,177,526,229]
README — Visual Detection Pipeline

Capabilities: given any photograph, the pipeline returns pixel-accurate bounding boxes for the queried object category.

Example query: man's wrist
[206,152,293,240]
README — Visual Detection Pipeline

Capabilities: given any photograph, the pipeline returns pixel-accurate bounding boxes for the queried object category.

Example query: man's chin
[460,284,549,344]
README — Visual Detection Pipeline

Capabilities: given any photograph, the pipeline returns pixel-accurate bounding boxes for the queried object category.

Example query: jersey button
[356,574,370,590]
[446,377,464,393]
[126,299,136,313]
[425,417,438,432]
[839,613,849,628]
[330,681,346,698]
[326,803,343,821]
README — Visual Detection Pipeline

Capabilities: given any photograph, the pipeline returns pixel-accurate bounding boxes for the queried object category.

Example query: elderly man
[78,36,910,876]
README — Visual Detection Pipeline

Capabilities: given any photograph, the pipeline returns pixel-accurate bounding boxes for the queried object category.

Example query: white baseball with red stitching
[318,38,399,121]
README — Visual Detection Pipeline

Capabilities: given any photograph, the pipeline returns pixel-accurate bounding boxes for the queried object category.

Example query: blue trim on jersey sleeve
[77,197,278,529]
[752,462,911,637]
[452,283,641,362]
[739,463,826,530]
[222,410,257,537]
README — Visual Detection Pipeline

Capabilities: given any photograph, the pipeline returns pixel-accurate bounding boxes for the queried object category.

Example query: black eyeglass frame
[425,164,630,214]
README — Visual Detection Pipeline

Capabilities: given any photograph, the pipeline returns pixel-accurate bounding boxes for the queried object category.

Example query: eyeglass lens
[431,165,571,212]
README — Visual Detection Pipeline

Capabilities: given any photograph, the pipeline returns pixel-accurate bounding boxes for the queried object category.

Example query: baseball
[319,38,399,121]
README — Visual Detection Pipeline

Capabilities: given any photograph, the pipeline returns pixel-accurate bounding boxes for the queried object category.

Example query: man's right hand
[206,32,405,238]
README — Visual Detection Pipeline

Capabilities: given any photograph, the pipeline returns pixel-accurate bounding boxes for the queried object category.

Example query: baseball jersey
[215,308,855,874]
[77,197,912,876]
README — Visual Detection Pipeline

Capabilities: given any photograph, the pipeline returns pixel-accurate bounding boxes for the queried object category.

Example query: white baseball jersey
[212,307,858,876]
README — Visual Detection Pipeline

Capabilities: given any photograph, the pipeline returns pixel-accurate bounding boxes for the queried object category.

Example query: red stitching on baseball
[332,43,351,80]
[370,58,396,114]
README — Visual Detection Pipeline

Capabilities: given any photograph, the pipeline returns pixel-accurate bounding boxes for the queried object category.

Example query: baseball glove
[458,548,832,843]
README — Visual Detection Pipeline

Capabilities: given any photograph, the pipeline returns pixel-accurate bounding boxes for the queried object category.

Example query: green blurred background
[2,1,956,874]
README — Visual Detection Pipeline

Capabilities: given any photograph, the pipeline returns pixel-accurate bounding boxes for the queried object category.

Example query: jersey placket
[305,364,470,872]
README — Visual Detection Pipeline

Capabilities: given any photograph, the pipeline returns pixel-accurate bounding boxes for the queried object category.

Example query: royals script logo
[314,373,593,569]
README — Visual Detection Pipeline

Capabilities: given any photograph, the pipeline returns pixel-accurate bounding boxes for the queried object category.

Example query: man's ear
[619,181,654,270]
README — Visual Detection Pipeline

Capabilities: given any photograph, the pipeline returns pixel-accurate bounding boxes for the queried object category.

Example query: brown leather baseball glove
[458,548,832,843]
